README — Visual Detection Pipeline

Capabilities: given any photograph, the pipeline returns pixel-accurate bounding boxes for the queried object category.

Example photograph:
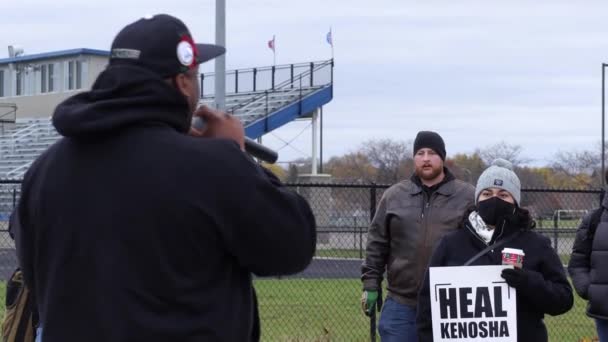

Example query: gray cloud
[3,0,608,166]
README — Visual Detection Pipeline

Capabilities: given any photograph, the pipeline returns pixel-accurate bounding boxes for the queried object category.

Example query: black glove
[501,268,528,288]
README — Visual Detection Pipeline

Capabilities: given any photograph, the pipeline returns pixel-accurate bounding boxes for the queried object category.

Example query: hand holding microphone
[190,105,246,150]
[190,106,278,163]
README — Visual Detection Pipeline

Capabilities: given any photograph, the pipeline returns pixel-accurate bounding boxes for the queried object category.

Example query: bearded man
[361,131,475,341]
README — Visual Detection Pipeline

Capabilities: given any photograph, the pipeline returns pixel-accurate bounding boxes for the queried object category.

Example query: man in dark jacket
[11,14,316,342]
[361,131,475,341]
[568,173,608,341]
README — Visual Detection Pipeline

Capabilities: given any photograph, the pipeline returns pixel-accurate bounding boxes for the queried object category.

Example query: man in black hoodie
[11,14,316,342]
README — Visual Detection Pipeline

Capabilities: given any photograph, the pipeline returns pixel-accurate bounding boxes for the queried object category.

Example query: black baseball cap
[109,14,226,77]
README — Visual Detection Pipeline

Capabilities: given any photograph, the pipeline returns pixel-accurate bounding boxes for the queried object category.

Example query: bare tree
[361,139,413,183]
[552,150,600,188]
[325,152,376,183]
[552,150,599,176]
[477,141,531,167]
[448,152,486,184]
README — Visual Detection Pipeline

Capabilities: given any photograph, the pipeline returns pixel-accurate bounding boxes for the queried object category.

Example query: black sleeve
[518,236,574,316]
[417,237,448,342]
[212,144,316,276]
[567,212,594,300]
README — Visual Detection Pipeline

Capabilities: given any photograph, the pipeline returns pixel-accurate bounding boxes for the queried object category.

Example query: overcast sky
[3,1,608,166]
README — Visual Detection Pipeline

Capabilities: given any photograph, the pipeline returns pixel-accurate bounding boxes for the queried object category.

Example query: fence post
[200,73,204,98]
[553,213,559,250]
[370,185,377,220]
[310,62,314,87]
[290,64,294,88]
[353,218,357,251]
[264,91,269,133]
[271,66,275,90]
[369,184,378,341]
[235,69,239,93]
[253,68,257,92]
[299,76,303,114]
[359,225,363,259]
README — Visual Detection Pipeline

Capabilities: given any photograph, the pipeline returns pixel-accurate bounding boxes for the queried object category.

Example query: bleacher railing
[227,59,332,118]
[0,103,17,124]
[200,59,334,98]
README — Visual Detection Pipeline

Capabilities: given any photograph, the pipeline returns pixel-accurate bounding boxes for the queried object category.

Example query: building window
[41,64,47,93]
[76,60,82,89]
[68,61,74,90]
[40,64,55,93]
[66,60,84,91]
[0,70,4,97]
[48,64,54,92]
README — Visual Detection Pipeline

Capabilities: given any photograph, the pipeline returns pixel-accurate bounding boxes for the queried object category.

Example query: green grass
[255,279,374,342]
[0,279,597,342]
[545,288,598,342]
[255,278,598,342]
[316,249,363,259]
[536,218,584,229]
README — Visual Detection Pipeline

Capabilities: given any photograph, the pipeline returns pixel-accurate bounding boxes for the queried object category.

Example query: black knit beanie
[413,131,446,161]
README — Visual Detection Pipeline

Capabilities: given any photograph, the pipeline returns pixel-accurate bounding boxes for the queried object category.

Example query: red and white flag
[268,35,275,51]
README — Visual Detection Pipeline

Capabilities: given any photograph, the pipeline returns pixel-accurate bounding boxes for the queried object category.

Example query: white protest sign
[429,265,517,342]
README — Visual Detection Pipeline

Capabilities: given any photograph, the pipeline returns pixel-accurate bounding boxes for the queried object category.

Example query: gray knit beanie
[475,158,521,205]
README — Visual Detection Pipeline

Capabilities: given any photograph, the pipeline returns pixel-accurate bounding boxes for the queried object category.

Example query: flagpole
[273,35,276,66]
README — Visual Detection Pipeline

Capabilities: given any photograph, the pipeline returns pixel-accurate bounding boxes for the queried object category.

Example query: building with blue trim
[0,48,110,118]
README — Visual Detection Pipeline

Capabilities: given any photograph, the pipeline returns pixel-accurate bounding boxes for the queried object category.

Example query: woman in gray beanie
[417,159,573,342]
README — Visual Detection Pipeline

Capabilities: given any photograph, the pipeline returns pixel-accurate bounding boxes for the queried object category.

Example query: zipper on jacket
[421,201,430,219]
[417,193,434,290]
[420,189,434,220]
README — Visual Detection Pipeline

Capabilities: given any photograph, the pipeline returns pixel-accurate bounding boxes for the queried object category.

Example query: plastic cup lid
[501,248,525,256]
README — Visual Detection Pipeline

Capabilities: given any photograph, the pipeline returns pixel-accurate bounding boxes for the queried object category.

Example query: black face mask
[477,197,516,226]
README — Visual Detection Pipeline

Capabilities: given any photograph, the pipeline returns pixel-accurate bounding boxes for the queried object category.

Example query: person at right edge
[417,159,573,342]
[568,170,608,342]
[11,14,316,342]
[361,131,475,341]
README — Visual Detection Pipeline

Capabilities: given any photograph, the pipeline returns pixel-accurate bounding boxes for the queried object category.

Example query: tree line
[273,139,605,189]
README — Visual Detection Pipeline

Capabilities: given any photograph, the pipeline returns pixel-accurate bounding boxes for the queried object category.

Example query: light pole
[215,0,226,110]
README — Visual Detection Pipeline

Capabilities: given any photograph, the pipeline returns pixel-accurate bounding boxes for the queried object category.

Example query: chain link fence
[0,181,20,282]
[0,181,601,341]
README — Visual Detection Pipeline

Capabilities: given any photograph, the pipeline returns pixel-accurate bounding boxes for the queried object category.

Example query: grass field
[0,279,597,342]
[316,249,363,259]
[536,218,585,229]
[255,278,598,342]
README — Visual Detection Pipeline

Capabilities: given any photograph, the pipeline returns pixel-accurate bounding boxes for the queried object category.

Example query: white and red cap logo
[176,35,199,69]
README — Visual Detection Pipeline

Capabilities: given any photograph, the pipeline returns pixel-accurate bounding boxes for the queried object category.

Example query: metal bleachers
[0,59,334,180]
[0,118,58,179]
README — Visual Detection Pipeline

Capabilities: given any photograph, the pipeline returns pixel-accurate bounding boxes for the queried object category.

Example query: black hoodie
[416,211,573,342]
[12,65,316,342]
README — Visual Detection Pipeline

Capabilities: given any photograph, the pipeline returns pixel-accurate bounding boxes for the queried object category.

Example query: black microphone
[192,117,279,164]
